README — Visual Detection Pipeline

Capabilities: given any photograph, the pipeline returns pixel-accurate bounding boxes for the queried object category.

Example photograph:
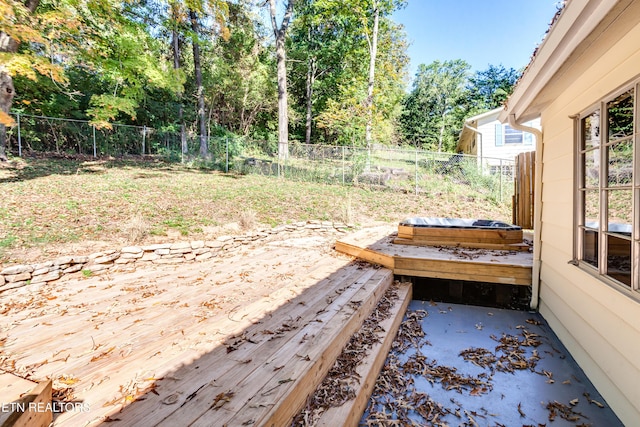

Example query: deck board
[335,225,533,285]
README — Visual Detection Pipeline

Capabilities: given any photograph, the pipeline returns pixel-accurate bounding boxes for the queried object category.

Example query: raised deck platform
[335,225,533,285]
[0,237,412,427]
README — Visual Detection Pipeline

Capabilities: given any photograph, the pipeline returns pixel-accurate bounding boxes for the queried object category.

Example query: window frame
[574,79,639,296]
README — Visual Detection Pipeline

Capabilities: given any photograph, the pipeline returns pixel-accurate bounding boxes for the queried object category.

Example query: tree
[207,1,276,136]
[400,60,470,152]
[360,0,405,147]
[189,7,208,157]
[288,0,361,144]
[1,0,184,157]
[267,0,294,159]
[290,0,407,146]
[467,64,520,112]
[0,0,42,160]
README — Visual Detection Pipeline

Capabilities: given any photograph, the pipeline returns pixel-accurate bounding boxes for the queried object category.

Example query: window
[575,82,638,293]
[495,124,536,146]
[505,126,524,144]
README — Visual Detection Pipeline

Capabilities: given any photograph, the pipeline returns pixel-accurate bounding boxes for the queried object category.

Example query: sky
[393,0,563,79]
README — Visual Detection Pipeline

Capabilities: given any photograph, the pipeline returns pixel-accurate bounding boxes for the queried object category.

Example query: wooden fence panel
[513,151,535,229]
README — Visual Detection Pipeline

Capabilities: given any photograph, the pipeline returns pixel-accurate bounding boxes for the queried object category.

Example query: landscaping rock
[94,253,121,264]
[32,267,51,276]
[142,243,171,251]
[54,256,74,266]
[205,241,225,248]
[120,252,144,259]
[63,265,83,274]
[121,246,143,254]
[141,253,160,262]
[5,272,32,283]
[191,241,205,250]
[31,270,61,284]
[195,252,214,261]
[87,263,113,272]
[1,265,33,276]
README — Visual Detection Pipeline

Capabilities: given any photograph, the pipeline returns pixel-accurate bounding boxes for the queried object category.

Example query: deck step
[231,268,394,427]
[315,281,412,427]
[113,264,394,427]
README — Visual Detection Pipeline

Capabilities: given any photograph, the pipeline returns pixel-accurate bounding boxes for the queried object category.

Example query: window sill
[574,261,640,303]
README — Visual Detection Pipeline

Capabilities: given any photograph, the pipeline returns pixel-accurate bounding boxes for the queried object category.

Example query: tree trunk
[190,9,208,158]
[172,22,187,157]
[0,0,38,160]
[0,70,14,160]
[275,36,288,158]
[268,0,295,160]
[305,56,316,145]
[364,0,379,148]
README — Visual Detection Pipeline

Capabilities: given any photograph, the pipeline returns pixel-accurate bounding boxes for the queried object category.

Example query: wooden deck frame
[316,282,413,427]
[396,224,529,251]
[0,241,414,427]
[0,376,52,427]
[111,265,395,426]
[336,226,533,286]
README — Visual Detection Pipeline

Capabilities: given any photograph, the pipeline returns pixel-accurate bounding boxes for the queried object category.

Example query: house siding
[458,111,538,166]
[537,18,640,425]
[480,120,538,164]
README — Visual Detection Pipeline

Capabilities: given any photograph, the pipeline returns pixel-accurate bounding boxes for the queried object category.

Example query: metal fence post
[415,149,419,195]
[17,112,22,157]
[499,159,503,202]
[92,125,96,158]
[342,146,345,185]
[142,125,146,155]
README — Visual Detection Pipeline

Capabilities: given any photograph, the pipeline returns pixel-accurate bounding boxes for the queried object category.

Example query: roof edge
[499,0,620,123]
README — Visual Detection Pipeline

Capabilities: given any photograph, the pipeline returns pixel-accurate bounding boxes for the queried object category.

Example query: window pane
[583,150,599,188]
[582,110,600,150]
[606,234,631,287]
[583,229,598,268]
[504,126,523,144]
[607,89,634,141]
[584,189,599,228]
[607,139,633,187]
[607,189,632,234]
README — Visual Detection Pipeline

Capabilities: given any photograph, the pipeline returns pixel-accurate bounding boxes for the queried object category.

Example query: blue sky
[393,1,562,78]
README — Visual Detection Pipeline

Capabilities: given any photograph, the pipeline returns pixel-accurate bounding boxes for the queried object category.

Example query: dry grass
[239,209,257,231]
[123,214,150,244]
[0,156,511,265]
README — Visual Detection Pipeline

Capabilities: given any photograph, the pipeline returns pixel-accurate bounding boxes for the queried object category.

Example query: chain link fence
[5,113,515,203]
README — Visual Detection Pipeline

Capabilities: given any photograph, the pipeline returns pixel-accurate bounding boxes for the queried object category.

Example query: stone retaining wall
[0,221,351,293]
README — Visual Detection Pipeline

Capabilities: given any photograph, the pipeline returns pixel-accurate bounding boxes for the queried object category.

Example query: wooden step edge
[334,241,394,269]
[315,282,412,427]
[1,379,52,427]
[155,269,394,427]
[393,238,531,252]
[247,269,395,427]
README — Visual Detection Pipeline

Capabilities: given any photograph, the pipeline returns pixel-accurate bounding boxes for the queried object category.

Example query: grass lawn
[0,156,511,265]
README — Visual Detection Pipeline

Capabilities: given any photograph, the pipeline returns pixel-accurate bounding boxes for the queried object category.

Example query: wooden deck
[335,225,533,285]
[0,236,411,426]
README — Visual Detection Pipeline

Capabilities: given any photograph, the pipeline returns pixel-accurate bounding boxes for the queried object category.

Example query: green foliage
[400,60,471,151]
[466,64,520,112]
[289,0,408,146]
[400,62,520,152]
[5,0,517,157]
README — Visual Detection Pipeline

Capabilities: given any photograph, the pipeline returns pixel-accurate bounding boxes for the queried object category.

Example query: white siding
[477,117,539,166]
[537,18,640,425]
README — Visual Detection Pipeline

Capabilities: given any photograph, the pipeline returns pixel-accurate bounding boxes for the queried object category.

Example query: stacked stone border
[0,221,352,293]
